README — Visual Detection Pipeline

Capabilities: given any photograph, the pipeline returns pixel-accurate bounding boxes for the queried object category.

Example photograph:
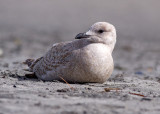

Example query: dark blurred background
[0,0,160,72]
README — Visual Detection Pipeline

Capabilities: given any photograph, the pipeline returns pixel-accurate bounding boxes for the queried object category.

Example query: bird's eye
[98,29,104,33]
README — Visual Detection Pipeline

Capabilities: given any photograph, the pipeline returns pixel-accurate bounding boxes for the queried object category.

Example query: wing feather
[33,41,72,76]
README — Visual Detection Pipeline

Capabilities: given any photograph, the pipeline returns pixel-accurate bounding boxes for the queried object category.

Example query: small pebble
[141,98,152,101]
[46,88,49,90]
[57,88,69,92]
[135,71,143,75]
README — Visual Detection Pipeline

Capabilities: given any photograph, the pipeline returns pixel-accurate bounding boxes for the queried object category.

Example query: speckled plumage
[25,22,116,83]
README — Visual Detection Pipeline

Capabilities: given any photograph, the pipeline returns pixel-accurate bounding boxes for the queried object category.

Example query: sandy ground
[0,0,160,114]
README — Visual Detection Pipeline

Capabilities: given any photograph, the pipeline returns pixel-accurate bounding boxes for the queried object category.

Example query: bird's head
[75,22,116,51]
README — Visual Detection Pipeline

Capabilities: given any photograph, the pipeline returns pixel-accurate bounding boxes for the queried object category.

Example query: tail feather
[23,57,43,71]
[23,59,35,67]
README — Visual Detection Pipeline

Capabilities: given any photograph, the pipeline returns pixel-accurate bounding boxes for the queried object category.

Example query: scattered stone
[13,85,17,88]
[104,88,121,92]
[38,94,47,98]
[1,75,5,78]
[57,88,70,92]
[84,87,92,90]
[135,71,143,75]
[141,98,152,101]
[46,88,49,90]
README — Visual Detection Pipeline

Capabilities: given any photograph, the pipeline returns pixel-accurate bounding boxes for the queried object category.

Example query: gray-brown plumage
[24,22,116,83]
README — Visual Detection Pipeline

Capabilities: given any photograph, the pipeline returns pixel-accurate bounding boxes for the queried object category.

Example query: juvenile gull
[25,22,116,83]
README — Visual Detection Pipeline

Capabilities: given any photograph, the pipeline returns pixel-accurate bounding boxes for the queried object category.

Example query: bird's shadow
[9,72,88,84]
[9,73,40,82]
